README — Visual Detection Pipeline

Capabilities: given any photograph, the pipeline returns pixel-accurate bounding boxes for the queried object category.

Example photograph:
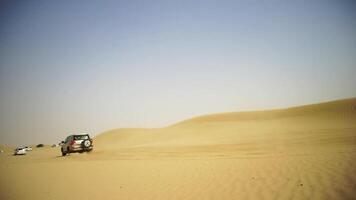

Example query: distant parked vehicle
[61,133,93,156]
[14,147,27,155]
[36,144,44,148]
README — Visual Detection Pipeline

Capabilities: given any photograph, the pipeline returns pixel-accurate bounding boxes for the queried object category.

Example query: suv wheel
[61,148,66,156]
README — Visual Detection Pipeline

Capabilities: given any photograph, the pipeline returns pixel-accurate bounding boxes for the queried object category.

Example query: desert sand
[1,98,356,200]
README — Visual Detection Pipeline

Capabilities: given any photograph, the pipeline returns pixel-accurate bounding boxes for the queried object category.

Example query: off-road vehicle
[61,134,93,156]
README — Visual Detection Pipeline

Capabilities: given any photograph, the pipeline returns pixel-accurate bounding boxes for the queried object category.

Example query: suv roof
[70,133,90,136]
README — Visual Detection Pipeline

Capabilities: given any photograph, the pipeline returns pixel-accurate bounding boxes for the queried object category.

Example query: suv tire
[61,148,66,156]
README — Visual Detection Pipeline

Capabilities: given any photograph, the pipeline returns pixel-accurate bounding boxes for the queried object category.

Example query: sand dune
[1,98,356,200]
[95,98,356,154]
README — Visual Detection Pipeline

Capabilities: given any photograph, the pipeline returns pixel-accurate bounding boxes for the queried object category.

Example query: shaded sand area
[1,98,356,199]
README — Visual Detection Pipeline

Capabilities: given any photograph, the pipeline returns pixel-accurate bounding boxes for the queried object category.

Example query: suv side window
[65,136,71,143]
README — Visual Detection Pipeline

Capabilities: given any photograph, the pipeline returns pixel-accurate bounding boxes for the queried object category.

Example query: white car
[14,148,27,155]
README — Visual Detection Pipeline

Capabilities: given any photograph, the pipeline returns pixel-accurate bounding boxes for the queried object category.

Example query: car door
[63,136,71,151]
[73,135,90,147]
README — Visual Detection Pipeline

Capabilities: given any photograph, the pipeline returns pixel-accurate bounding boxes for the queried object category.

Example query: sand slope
[1,98,356,200]
[94,98,356,156]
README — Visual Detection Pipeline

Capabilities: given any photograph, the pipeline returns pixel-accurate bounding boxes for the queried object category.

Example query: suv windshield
[74,135,89,140]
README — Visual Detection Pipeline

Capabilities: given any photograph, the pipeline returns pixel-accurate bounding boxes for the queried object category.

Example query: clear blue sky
[1,0,356,145]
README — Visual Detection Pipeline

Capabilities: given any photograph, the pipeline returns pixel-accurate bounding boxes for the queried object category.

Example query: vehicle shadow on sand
[53,151,93,159]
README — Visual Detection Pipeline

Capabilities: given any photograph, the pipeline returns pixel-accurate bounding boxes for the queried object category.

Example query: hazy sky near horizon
[1,0,356,145]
